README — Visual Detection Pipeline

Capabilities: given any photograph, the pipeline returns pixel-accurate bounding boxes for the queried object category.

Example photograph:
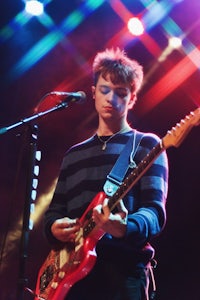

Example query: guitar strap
[103,131,143,196]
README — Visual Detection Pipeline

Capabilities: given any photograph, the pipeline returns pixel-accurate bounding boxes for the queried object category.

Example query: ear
[91,86,96,99]
[128,93,137,109]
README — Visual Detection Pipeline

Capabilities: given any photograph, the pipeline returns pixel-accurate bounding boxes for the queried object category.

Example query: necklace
[97,127,129,150]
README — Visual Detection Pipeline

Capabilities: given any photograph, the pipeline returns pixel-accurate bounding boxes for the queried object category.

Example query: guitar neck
[108,141,164,212]
[83,105,200,235]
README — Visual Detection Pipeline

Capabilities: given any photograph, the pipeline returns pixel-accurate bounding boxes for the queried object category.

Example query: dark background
[0,0,200,299]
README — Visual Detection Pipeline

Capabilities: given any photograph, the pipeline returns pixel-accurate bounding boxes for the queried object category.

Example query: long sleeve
[44,131,168,265]
[116,133,168,245]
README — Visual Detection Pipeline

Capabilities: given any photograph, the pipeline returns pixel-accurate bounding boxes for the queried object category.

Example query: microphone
[49,91,86,104]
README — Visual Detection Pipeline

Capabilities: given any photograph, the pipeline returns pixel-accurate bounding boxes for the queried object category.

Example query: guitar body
[34,191,106,300]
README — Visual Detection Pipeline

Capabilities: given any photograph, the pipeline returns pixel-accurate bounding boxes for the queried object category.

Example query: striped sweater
[44,130,168,267]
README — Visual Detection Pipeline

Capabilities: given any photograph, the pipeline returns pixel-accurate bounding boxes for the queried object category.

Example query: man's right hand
[51,217,80,243]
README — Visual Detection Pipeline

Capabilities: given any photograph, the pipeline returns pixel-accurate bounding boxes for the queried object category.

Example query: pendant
[102,143,106,150]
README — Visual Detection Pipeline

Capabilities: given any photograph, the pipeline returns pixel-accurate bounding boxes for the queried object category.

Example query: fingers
[56,217,79,228]
[117,199,128,220]
[92,198,128,237]
[92,198,123,220]
[92,204,105,225]
[51,217,80,243]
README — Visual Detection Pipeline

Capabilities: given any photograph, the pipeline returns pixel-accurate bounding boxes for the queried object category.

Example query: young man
[44,48,168,300]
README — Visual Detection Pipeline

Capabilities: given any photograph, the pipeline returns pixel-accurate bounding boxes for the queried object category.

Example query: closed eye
[99,85,129,98]
[99,85,111,94]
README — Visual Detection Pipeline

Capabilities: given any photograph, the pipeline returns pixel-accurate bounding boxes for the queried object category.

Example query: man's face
[92,74,136,122]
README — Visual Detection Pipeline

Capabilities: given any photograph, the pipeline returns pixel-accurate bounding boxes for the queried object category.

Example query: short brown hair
[92,48,143,93]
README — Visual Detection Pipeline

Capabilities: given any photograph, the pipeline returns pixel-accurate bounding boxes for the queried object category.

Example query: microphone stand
[17,123,39,300]
[0,101,68,135]
[0,100,69,300]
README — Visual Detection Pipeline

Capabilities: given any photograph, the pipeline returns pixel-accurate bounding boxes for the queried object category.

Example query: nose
[106,90,117,105]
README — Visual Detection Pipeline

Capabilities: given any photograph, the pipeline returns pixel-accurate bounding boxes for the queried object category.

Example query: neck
[97,120,132,136]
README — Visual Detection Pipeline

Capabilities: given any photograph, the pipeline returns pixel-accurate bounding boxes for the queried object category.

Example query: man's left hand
[92,198,128,238]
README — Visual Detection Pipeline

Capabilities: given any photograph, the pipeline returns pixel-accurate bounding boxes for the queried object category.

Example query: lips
[103,106,114,111]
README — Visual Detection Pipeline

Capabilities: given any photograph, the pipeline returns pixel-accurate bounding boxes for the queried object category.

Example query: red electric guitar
[34,107,200,300]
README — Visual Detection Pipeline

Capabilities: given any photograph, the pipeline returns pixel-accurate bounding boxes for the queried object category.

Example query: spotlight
[158,36,182,62]
[168,36,182,49]
[25,0,44,16]
[127,17,144,36]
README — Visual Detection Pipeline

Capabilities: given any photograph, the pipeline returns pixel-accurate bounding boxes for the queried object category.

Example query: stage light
[168,36,182,49]
[127,17,144,36]
[158,36,182,62]
[25,0,44,16]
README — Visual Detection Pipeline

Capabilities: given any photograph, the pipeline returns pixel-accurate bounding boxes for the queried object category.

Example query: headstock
[162,107,200,149]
